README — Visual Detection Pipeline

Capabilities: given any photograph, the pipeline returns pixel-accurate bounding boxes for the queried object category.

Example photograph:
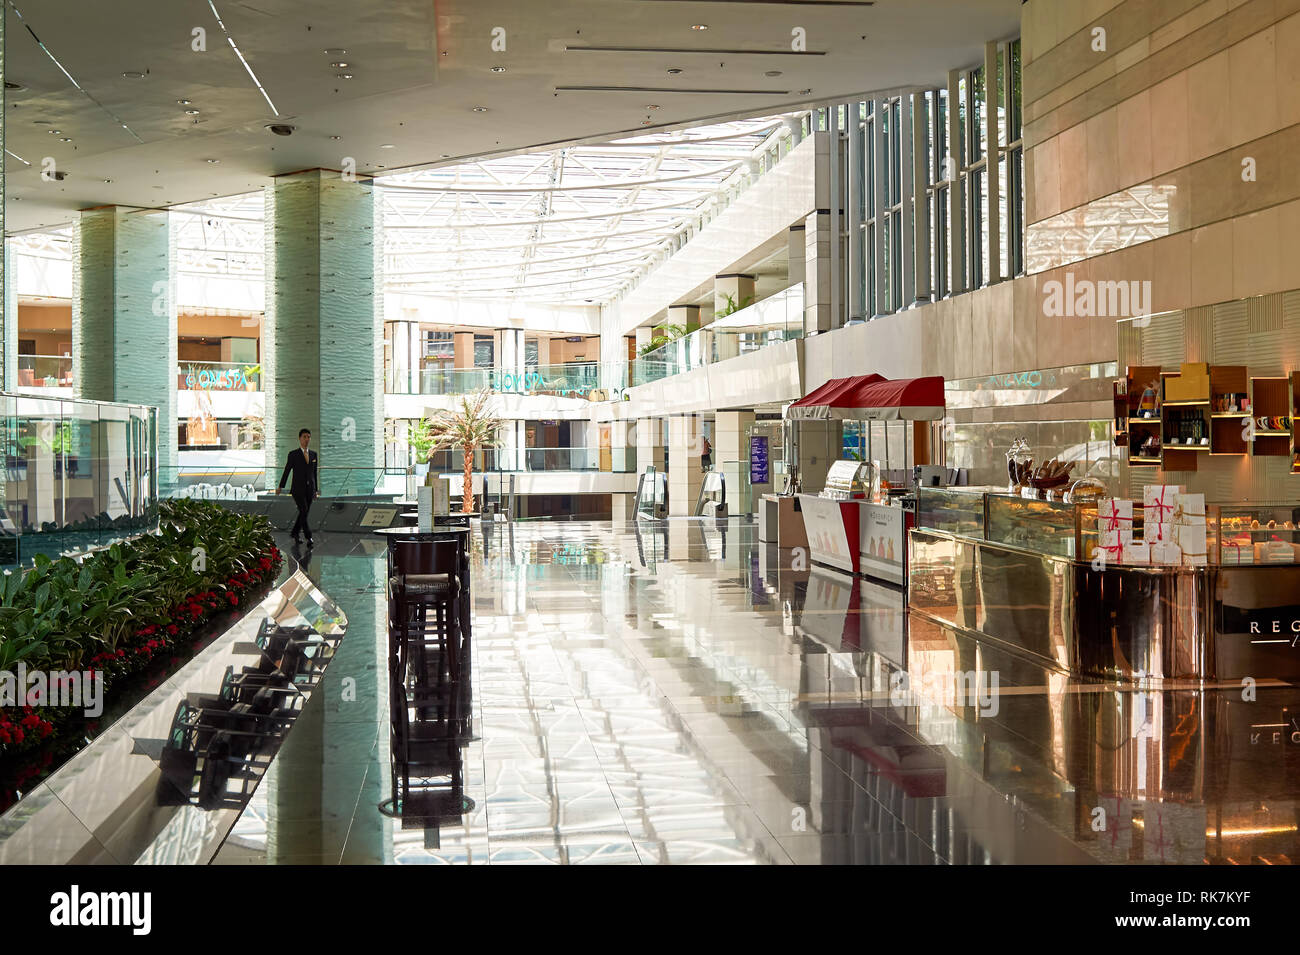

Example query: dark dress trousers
[279,447,319,540]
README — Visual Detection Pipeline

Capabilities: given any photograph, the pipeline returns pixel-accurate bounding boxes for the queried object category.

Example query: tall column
[74,206,177,471]
[666,304,699,332]
[787,225,806,288]
[385,318,420,394]
[636,417,665,473]
[453,331,474,368]
[609,419,636,473]
[715,410,754,515]
[265,169,382,488]
[667,414,703,517]
[2,243,15,392]
[0,21,7,394]
[804,211,832,335]
[713,275,754,320]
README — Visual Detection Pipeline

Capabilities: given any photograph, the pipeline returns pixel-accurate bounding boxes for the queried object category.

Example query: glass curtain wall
[835,37,1023,325]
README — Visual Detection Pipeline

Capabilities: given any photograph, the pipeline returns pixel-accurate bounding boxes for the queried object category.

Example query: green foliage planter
[0,500,283,759]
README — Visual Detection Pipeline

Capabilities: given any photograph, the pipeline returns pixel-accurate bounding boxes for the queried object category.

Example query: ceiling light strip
[8,1,144,142]
[555,86,790,95]
[564,46,826,55]
[207,0,280,116]
[4,149,32,166]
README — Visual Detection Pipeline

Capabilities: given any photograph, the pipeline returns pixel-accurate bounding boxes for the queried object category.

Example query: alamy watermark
[890,669,1000,717]
[0,664,104,718]
[1042,272,1152,327]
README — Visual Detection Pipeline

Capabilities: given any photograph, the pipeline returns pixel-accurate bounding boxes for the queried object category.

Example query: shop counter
[908,489,1300,682]
[798,494,912,585]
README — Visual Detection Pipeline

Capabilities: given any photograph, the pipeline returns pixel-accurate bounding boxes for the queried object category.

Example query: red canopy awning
[787,374,884,420]
[788,374,946,421]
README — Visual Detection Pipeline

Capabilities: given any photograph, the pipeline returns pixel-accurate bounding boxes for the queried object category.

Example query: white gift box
[1099,529,1134,548]
[1173,522,1207,565]
[1151,541,1183,565]
[1121,542,1152,566]
[1173,492,1205,521]
[1142,484,1184,525]
[1097,498,1134,522]
[1144,522,1174,543]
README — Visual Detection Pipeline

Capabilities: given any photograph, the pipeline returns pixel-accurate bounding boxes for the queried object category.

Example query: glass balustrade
[0,392,158,567]
[629,283,804,386]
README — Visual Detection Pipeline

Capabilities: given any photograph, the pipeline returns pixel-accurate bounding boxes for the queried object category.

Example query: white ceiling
[4,0,1020,234]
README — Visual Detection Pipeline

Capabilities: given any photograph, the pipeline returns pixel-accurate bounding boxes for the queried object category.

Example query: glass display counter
[909,488,1300,683]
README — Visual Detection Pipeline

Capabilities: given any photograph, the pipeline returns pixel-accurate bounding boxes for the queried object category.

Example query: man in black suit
[277,428,318,545]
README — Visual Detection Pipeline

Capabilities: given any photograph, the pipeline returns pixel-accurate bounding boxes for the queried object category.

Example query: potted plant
[242,364,262,392]
[636,323,687,358]
[424,390,502,514]
[407,416,435,478]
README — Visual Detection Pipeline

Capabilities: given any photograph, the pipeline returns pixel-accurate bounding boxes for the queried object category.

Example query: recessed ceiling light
[205,158,220,164]
[103,179,112,184]
[330,135,341,141]
[440,154,450,158]
[4,81,25,91]
[765,70,783,77]
[490,66,506,73]
[331,61,349,68]
[122,71,146,79]
[691,24,708,30]
[48,129,61,135]
[177,98,191,105]
[325,48,347,55]
[799,88,812,95]
[667,68,683,75]
[645,104,660,110]
[472,106,488,112]
[379,143,395,148]
[641,120,653,126]
[59,137,71,142]
[185,109,200,115]
[337,73,354,79]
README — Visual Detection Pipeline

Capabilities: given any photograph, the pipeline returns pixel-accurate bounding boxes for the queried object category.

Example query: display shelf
[1130,456,1161,465]
[1251,376,1291,458]
[1293,371,1300,473]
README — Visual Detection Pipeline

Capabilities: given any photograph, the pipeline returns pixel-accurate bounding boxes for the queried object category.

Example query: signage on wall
[750,435,769,484]
[184,367,250,391]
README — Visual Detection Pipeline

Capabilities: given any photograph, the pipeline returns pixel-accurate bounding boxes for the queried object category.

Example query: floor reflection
[215,519,1300,865]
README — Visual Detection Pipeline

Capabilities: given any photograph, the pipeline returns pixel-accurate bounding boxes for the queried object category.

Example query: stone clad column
[73,206,177,472]
[264,170,382,492]
[667,414,703,517]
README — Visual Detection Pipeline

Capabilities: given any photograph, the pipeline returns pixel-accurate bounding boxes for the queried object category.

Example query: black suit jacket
[279,447,318,498]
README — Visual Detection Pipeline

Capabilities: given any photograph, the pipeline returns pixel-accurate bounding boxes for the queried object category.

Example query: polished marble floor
[213,519,1300,865]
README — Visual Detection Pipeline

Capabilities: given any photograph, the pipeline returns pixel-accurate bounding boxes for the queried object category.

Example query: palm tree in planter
[424,390,502,514]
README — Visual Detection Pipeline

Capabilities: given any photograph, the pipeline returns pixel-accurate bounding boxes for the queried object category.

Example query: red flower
[228,593,239,606]
[167,624,179,635]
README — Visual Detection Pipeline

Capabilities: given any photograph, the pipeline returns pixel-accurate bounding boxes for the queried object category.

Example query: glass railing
[1,392,158,566]
[629,283,804,386]
[15,355,74,389]
[398,363,628,398]
[423,446,618,472]
[178,361,262,391]
[159,465,395,500]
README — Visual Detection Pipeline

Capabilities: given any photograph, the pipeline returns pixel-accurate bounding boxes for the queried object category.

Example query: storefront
[785,374,945,587]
